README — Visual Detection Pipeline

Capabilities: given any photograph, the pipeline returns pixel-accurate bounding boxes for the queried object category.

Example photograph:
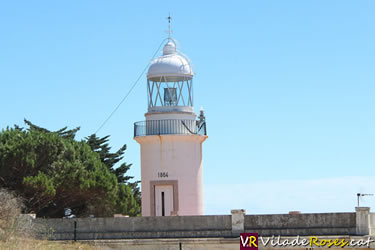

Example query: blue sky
[0,0,374,214]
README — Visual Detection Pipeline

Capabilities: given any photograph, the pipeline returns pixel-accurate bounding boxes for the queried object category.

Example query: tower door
[155,185,173,216]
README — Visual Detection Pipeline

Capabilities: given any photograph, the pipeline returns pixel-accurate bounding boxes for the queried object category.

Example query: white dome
[147,40,193,82]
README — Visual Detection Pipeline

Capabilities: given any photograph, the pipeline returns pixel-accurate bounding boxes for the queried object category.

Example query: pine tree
[24,119,80,140]
[0,121,141,217]
[86,134,141,214]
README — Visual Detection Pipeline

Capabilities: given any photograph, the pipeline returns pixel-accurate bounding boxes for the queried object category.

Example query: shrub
[0,189,32,241]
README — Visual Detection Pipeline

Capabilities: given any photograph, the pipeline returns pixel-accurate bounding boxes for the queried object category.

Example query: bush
[0,189,32,241]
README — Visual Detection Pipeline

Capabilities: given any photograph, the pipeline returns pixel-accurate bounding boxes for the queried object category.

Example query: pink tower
[134,36,207,216]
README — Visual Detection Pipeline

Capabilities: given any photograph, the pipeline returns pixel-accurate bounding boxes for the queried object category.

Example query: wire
[94,38,167,134]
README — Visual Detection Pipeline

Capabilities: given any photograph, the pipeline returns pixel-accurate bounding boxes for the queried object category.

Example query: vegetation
[86,134,141,215]
[0,189,28,241]
[0,188,98,249]
[0,120,140,218]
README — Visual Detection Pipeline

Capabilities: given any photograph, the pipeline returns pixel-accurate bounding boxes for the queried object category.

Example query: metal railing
[134,119,207,137]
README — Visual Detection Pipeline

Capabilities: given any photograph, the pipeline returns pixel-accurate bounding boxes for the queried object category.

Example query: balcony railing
[134,119,207,137]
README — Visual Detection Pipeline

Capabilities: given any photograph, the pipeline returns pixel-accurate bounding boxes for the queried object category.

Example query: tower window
[164,88,177,106]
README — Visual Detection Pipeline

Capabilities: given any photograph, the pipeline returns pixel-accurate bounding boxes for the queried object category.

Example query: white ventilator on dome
[147,39,194,112]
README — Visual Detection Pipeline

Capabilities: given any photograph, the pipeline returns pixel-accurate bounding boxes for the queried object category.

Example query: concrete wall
[369,213,375,235]
[245,213,356,236]
[34,215,232,240]
[33,211,365,241]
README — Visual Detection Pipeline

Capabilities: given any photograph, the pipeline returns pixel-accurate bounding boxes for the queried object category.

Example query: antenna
[357,193,374,207]
[167,14,173,40]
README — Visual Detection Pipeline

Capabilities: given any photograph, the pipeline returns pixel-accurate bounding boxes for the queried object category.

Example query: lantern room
[146,39,194,113]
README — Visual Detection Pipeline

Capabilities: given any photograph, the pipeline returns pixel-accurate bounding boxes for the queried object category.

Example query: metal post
[74,221,77,241]
[357,193,360,207]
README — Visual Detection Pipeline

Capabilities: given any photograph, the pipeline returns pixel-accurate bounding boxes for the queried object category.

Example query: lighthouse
[134,30,207,216]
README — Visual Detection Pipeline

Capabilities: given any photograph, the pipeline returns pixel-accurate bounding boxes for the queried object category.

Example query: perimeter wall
[31,208,375,240]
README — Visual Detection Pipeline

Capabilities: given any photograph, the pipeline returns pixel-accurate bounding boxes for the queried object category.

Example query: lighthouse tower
[134,34,207,216]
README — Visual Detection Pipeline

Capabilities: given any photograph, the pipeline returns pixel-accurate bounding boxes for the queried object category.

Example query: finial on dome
[167,14,173,40]
[163,14,176,55]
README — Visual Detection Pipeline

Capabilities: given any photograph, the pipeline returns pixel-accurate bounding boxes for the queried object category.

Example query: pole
[357,193,360,207]
[74,221,77,241]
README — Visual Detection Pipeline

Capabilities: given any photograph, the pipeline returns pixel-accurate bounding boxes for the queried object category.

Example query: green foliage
[116,184,139,216]
[85,134,141,215]
[24,119,80,140]
[24,172,56,196]
[0,121,140,217]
